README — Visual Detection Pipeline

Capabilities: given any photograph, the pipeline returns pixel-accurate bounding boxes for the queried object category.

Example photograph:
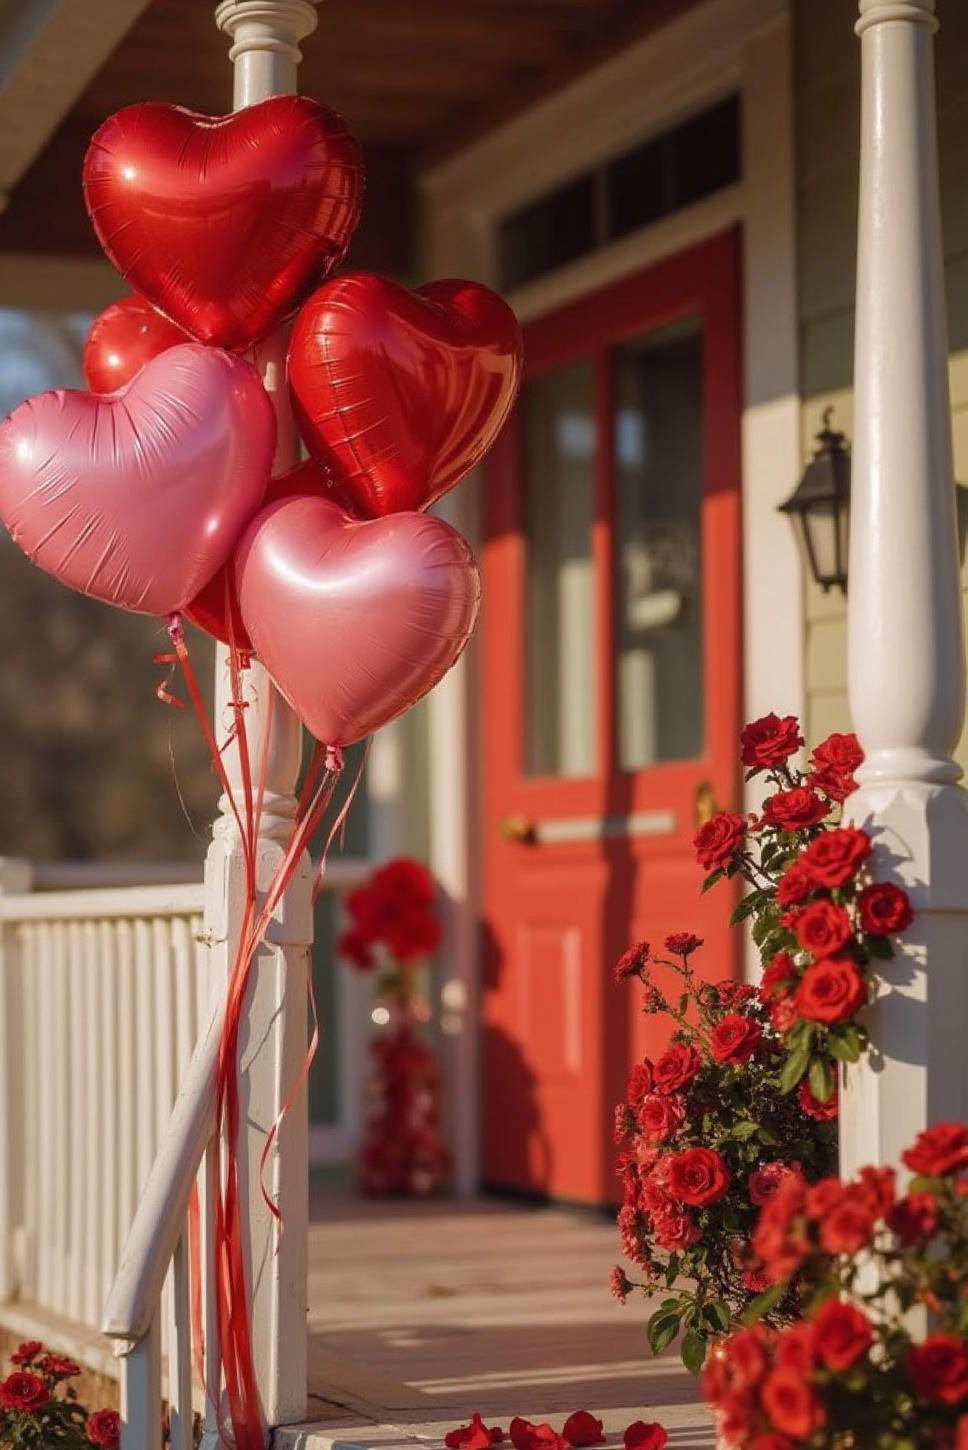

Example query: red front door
[481,229,743,1205]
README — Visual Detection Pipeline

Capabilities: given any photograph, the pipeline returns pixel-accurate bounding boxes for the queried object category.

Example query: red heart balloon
[287,272,522,517]
[185,459,339,650]
[83,295,189,393]
[235,495,480,746]
[83,97,363,351]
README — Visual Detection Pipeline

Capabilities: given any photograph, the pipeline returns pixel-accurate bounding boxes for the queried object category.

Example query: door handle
[500,814,537,844]
[694,780,721,827]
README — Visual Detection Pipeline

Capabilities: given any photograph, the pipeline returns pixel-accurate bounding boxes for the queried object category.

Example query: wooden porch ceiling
[0,0,699,275]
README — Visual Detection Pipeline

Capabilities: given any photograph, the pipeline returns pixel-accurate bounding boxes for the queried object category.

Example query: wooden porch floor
[278,1188,714,1449]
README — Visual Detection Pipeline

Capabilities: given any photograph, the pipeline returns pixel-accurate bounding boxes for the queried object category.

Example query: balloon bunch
[0,93,522,1447]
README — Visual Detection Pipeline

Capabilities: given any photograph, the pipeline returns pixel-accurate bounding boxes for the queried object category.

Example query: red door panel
[483,229,743,1205]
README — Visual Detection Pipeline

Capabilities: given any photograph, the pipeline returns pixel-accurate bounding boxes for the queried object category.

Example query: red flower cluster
[0,1341,119,1448]
[694,716,915,1101]
[705,1126,968,1448]
[444,1413,666,1450]
[613,940,837,1368]
[339,856,441,968]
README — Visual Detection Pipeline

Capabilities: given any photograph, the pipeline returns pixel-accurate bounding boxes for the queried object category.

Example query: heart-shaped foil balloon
[84,295,190,393]
[83,97,363,351]
[185,459,339,650]
[235,495,481,745]
[287,272,522,517]
[0,344,274,616]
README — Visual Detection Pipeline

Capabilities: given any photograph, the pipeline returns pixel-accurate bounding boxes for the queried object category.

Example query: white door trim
[421,0,802,1166]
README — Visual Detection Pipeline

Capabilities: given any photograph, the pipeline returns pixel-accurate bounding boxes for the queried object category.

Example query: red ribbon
[161,615,356,1448]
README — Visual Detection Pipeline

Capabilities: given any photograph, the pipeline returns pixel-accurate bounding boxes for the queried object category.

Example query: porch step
[275,1404,716,1450]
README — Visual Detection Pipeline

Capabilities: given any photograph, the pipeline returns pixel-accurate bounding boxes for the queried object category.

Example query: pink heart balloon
[235,495,481,745]
[0,344,274,616]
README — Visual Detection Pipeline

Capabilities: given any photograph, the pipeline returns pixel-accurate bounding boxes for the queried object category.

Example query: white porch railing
[0,870,209,1339]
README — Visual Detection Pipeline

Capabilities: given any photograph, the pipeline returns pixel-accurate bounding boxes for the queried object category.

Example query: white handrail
[101,992,221,1345]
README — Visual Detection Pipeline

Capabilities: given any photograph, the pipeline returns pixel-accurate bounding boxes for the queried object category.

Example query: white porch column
[201,0,320,1437]
[843,0,968,1176]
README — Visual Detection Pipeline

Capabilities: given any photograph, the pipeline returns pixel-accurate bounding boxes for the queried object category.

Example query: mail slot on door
[499,810,678,844]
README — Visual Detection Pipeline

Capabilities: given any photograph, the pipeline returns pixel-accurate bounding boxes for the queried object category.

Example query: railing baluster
[68,919,85,1321]
[121,1310,163,1450]
[117,917,137,1260]
[167,1233,194,1450]
[100,918,120,1308]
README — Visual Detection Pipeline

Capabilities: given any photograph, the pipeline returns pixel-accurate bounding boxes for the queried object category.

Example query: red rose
[623,1422,667,1450]
[626,1061,655,1102]
[752,1173,808,1282]
[562,1411,604,1447]
[716,1389,756,1443]
[0,1371,48,1412]
[10,1343,42,1366]
[777,862,813,907]
[809,732,863,802]
[652,1042,701,1093]
[86,1410,122,1449]
[637,1093,686,1143]
[856,1164,895,1217]
[888,1191,938,1246]
[667,1147,731,1206]
[711,1014,763,1065]
[858,882,913,935]
[761,1368,825,1439]
[799,1076,839,1121]
[38,1354,79,1378]
[811,1300,873,1371]
[795,899,853,958]
[770,997,798,1033]
[751,1436,797,1450]
[615,941,650,982]
[652,1203,701,1251]
[372,856,436,906]
[714,980,757,1010]
[510,1421,568,1450]
[762,788,829,831]
[775,1322,817,1373]
[819,1197,878,1254]
[664,932,703,956]
[794,956,867,1024]
[907,1335,968,1406]
[759,953,796,1003]
[903,1123,968,1177]
[958,1415,968,1450]
[740,714,804,770]
[799,827,872,887]
[446,1414,504,1449]
[694,812,746,871]
[725,1326,769,1387]
[748,1161,800,1207]
[609,1265,632,1303]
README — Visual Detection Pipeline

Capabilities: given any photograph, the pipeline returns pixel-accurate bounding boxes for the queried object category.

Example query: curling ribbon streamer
[163,615,355,1450]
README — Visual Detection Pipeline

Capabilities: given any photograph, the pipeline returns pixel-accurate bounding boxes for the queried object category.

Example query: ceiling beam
[0,0,151,201]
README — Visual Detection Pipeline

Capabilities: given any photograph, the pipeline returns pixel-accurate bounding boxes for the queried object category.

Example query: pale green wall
[795,0,968,762]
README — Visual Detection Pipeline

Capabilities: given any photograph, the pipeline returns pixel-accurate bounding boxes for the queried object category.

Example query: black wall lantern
[779,408,851,594]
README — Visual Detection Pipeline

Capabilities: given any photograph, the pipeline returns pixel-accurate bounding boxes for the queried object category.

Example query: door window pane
[523,361,597,778]
[614,319,704,770]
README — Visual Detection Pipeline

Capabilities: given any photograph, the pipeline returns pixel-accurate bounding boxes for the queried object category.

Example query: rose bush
[694,716,914,1104]
[0,1341,120,1448]
[612,936,838,1373]
[703,1123,968,1448]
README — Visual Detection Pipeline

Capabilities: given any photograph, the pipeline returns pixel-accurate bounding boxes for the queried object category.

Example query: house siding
[796,0,968,764]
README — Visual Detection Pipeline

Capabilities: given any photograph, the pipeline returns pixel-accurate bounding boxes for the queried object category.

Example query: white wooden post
[843,0,968,1176]
[0,858,32,1301]
[203,1,321,1436]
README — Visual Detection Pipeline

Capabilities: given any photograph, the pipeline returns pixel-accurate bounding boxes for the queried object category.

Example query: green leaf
[730,894,759,927]
[701,869,725,895]
[741,1281,787,1325]
[827,1031,859,1064]
[808,1055,835,1103]
[730,1119,760,1140]
[681,1329,708,1376]
[756,1126,779,1147]
[704,1299,732,1331]
[647,1308,681,1355]
[779,1037,812,1094]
